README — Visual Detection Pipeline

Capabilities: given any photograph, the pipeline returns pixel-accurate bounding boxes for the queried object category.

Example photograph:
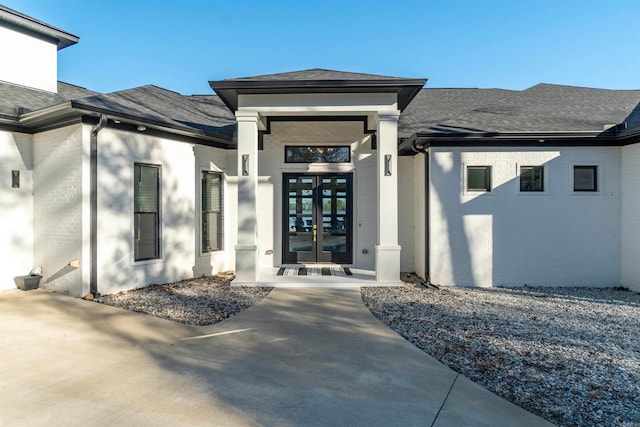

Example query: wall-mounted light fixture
[242,154,249,176]
[137,125,147,131]
[12,170,19,188]
[385,155,392,176]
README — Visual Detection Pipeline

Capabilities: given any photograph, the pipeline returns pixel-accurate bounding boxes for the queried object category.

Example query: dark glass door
[283,174,352,264]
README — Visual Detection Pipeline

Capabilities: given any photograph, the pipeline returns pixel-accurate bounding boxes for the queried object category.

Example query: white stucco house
[1,6,639,297]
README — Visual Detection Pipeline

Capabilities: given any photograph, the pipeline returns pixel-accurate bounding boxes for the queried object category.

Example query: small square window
[520,166,544,192]
[574,166,598,192]
[467,166,491,192]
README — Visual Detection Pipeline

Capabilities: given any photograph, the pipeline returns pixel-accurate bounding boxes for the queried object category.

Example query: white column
[376,111,402,284]
[234,111,260,283]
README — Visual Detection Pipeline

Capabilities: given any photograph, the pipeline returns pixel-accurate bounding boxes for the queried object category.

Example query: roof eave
[403,131,625,150]
[70,101,234,146]
[397,132,616,155]
[209,78,427,113]
[0,6,79,50]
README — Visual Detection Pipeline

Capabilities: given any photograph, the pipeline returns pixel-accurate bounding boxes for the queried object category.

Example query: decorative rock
[98,275,271,326]
[362,282,640,427]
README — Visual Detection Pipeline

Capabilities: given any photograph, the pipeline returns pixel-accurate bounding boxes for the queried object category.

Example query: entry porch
[208,69,426,286]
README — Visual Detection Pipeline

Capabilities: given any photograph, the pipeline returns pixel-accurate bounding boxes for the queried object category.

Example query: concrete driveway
[0,288,552,426]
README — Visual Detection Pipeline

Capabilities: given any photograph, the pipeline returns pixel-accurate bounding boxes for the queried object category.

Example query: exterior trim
[209,77,426,112]
[0,5,78,50]
[259,115,376,150]
[72,102,234,146]
[398,132,629,155]
[80,116,234,149]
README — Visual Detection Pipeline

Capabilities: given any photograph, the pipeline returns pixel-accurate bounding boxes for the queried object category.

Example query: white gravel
[98,273,271,326]
[362,279,640,427]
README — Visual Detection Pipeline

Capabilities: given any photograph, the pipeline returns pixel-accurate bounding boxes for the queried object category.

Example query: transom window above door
[285,146,350,163]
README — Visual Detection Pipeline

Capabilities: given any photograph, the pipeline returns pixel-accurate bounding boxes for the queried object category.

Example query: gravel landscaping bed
[98,273,271,326]
[362,278,640,427]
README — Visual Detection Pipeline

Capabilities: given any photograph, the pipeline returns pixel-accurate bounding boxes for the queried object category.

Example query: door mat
[277,266,353,277]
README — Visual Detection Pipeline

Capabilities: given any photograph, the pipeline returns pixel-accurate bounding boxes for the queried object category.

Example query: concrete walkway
[0,288,553,427]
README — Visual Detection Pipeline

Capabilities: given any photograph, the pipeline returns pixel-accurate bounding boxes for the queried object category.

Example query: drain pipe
[411,138,430,283]
[89,114,108,296]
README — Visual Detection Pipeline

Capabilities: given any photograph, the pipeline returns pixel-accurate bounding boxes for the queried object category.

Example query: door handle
[313,224,317,242]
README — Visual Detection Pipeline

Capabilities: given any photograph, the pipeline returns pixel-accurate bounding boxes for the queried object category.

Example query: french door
[283,174,353,264]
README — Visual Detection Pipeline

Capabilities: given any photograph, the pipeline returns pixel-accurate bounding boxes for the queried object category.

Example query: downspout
[90,114,108,295]
[411,138,430,283]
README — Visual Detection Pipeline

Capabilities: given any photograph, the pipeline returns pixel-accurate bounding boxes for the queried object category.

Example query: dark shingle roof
[430,84,640,134]
[72,86,235,139]
[224,68,417,82]
[2,70,638,145]
[57,82,100,99]
[0,80,234,142]
[398,88,515,138]
[0,80,98,117]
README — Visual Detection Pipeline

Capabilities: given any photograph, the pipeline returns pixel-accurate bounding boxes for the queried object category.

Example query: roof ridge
[529,82,640,92]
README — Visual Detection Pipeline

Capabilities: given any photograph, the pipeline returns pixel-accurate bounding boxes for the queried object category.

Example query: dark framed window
[467,166,491,192]
[285,146,350,163]
[134,163,160,261]
[520,166,544,192]
[202,172,223,252]
[574,166,598,192]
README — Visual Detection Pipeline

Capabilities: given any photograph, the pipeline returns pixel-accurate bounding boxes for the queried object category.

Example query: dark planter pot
[14,275,42,291]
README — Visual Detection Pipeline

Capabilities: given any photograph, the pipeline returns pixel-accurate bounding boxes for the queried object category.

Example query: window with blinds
[202,172,223,252]
[134,164,160,261]
[574,165,598,192]
[467,166,492,192]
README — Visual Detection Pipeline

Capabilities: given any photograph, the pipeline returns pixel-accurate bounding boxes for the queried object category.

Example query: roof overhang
[209,78,427,113]
[0,101,234,148]
[398,130,631,154]
[0,6,78,50]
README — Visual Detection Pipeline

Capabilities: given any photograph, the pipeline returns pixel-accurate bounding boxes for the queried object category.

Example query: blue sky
[5,0,640,94]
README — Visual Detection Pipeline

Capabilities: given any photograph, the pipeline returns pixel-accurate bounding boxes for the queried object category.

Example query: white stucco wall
[33,125,85,295]
[95,128,233,295]
[0,131,34,291]
[398,156,415,272]
[260,121,381,270]
[0,24,57,92]
[622,142,640,291]
[429,146,622,287]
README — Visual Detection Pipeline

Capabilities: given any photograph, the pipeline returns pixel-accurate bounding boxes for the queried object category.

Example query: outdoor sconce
[242,154,249,176]
[385,155,392,176]
[12,170,19,188]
